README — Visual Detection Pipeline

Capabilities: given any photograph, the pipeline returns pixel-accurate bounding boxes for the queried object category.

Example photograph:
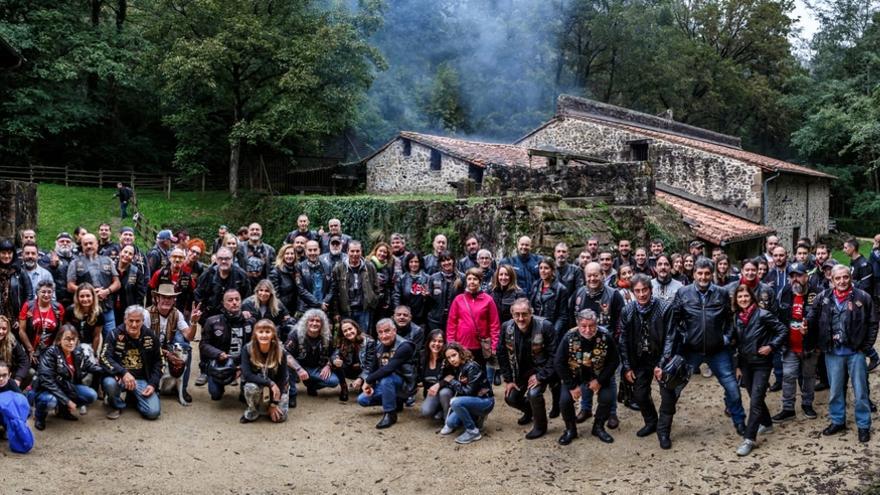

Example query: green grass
[37,183,234,250]
[831,237,872,266]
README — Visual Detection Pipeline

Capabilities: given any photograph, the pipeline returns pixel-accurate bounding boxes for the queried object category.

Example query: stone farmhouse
[364,95,833,253]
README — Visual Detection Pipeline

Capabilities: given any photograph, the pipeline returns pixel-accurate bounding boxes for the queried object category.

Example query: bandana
[833,287,852,304]
[740,275,758,290]
[738,303,757,325]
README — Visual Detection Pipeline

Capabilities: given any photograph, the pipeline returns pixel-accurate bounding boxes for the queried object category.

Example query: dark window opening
[630,142,649,161]
[430,149,441,171]
[792,227,800,252]
[468,164,484,183]
[548,156,558,167]
[403,139,411,156]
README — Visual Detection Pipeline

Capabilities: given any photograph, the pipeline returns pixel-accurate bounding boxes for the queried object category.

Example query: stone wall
[366,139,472,194]
[483,160,653,205]
[0,180,37,243]
[519,118,763,220]
[766,174,831,250]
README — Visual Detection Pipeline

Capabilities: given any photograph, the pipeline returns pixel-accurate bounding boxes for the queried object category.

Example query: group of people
[0,213,876,454]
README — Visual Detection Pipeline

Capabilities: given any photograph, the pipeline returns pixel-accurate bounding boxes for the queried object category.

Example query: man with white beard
[44,232,76,306]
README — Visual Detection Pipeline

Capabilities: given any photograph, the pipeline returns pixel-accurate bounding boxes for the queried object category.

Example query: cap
[157,229,177,242]
[822,259,839,269]
[119,227,134,234]
[56,232,73,241]
[788,262,807,275]
[689,240,704,249]
[329,235,342,245]
[219,225,228,231]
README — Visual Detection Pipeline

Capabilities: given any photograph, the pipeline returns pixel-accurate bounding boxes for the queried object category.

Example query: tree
[143,0,384,196]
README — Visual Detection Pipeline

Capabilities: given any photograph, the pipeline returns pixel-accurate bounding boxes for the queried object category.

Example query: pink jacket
[447,291,501,351]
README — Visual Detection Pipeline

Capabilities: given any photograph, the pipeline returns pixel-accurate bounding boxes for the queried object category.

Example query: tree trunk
[229,138,240,198]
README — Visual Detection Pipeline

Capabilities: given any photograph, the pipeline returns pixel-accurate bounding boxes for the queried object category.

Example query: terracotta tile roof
[657,190,775,245]
[400,131,547,168]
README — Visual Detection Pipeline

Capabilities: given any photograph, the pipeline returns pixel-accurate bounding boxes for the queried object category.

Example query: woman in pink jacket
[447,268,501,375]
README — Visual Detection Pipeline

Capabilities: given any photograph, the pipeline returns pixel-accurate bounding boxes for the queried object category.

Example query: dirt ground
[2,349,879,495]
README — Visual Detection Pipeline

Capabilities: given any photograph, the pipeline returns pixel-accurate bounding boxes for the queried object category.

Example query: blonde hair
[74,283,101,325]
[275,243,297,269]
[247,279,282,317]
[248,319,283,370]
[0,316,15,364]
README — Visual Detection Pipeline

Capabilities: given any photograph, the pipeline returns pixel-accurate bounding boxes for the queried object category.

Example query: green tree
[425,62,470,133]
[143,0,384,196]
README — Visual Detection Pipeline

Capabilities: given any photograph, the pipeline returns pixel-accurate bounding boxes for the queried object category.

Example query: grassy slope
[37,183,232,250]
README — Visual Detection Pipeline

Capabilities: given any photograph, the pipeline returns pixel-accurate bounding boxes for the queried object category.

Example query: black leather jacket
[392,272,431,322]
[426,270,462,330]
[669,284,733,357]
[294,258,332,310]
[194,266,252,323]
[556,262,583,295]
[100,326,163,388]
[268,264,312,313]
[808,287,877,353]
[332,336,378,380]
[442,359,492,397]
[34,345,104,406]
[569,285,624,337]
[496,316,557,384]
[491,285,526,324]
[723,280,778,316]
[619,297,674,371]
[732,308,787,366]
[115,262,146,318]
[529,279,569,335]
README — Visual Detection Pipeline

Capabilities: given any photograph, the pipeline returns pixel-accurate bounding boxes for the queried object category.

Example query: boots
[376,412,397,429]
[592,422,614,443]
[558,420,578,445]
[548,384,561,418]
[657,412,673,449]
[636,423,657,437]
[337,372,348,401]
[525,407,548,440]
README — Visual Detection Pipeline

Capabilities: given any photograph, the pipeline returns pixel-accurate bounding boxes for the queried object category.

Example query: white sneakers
[736,439,756,456]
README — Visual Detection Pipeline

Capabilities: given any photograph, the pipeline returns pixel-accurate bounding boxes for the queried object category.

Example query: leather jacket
[34,345,103,406]
[496,316,557,384]
[669,283,733,357]
[442,359,492,397]
[808,287,877,353]
[529,279,569,335]
[732,307,787,366]
[619,297,674,371]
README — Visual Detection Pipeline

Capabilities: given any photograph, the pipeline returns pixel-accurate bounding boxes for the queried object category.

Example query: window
[430,149,441,171]
[792,227,800,252]
[403,138,411,156]
[630,142,649,161]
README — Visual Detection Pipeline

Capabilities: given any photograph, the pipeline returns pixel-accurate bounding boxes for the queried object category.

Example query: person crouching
[240,320,289,424]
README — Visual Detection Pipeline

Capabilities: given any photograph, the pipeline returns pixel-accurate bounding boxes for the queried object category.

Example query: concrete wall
[366,139,472,194]
[519,118,763,220]
[765,174,831,251]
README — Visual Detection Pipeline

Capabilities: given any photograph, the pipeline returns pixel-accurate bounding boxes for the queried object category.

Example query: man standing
[651,254,682,304]
[146,230,175,280]
[320,218,352,254]
[357,318,416,429]
[149,248,196,313]
[113,182,133,220]
[688,240,705,260]
[764,235,780,264]
[555,309,619,445]
[497,299,557,440]
[423,234,448,275]
[457,235,481,273]
[329,241,378,332]
[764,246,790,295]
[390,233,409,276]
[772,263,820,423]
[597,250,617,287]
[285,214,319,244]
[844,238,874,295]
[619,274,676,445]
[632,248,656,278]
[613,239,632,270]
[665,258,746,441]
[809,265,876,443]
[501,236,540,298]
[295,240,332,312]
[97,223,114,256]
[245,223,275,282]
[67,233,120,333]
[21,243,53,300]
[211,225,229,255]
[555,242,582,295]
[648,239,665,269]
[45,232,76,306]
[319,236,348,269]
[100,306,162,420]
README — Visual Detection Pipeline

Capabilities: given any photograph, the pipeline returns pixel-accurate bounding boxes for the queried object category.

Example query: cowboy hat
[153,283,181,297]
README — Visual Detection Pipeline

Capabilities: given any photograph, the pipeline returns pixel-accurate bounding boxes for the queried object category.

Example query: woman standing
[114,245,146,325]
[529,258,569,335]
[682,254,696,285]
[369,242,395,330]
[670,254,688,284]
[446,268,500,376]
[331,319,376,402]
[240,320,289,424]
[392,252,430,326]
[426,252,463,332]
[439,343,494,445]
[419,329,451,420]
[18,280,65,365]
[714,255,738,286]
[615,264,636,305]
[490,265,525,325]
[731,285,787,456]
[476,250,495,292]
[268,244,306,319]
[242,279,292,339]
[32,325,103,430]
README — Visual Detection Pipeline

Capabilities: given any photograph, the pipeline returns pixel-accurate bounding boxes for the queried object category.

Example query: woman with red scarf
[731,285,787,456]
[725,258,779,316]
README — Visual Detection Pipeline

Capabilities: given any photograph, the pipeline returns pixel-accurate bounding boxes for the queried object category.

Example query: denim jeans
[447,395,495,431]
[290,366,340,398]
[683,348,745,426]
[102,308,117,337]
[207,375,238,401]
[102,376,161,419]
[420,387,453,419]
[357,374,405,412]
[120,201,128,219]
[781,350,818,410]
[826,352,871,429]
[34,385,97,420]
[350,309,371,335]
[581,364,619,416]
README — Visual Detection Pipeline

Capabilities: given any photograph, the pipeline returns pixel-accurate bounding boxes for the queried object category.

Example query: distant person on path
[114,182,133,220]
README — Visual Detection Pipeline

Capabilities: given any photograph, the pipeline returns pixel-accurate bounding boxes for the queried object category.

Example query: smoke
[360,0,574,148]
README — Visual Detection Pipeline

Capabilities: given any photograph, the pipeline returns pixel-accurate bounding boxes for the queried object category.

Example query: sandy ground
[2,348,879,495]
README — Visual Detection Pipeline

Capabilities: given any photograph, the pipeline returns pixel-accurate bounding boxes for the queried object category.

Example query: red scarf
[739,276,758,290]
[737,303,757,325]
[834,287,852,304]
[617,278,631,289]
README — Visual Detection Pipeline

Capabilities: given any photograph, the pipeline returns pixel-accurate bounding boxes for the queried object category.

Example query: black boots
[517,412,533,425]
[376,412,397,429]
[558,421,578,445]
[548,384,561,418]
[636,423,657,437]
[658,433,672,449]
[526,409,548,440]
[576,408,592,423]
[592,422,614,443]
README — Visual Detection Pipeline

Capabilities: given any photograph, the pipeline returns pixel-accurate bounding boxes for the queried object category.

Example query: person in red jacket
[446,268,501,375]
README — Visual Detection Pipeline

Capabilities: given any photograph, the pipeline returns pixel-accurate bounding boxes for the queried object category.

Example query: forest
[0,0,879,220]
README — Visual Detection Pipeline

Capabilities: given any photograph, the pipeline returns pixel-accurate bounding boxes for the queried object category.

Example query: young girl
[440,343,494,445]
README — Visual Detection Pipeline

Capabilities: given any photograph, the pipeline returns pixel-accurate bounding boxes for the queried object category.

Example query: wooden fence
[0,164,176,197]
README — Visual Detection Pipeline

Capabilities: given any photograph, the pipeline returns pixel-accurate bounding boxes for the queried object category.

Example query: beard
[23,260,36,269]
[791,282,804,295]
[57,247,72,257]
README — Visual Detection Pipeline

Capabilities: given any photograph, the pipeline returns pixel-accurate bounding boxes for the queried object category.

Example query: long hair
[248,279,281,317]
[491,264,519,292]
[248,319,283,370]
[74,283,101,326]
[369,242,391,262]
[444,342,473,364]
[0,315,16,364]
[275,243,296,269]
[337,318,365,357]
[294,308,332,348]
[732,284,757,313]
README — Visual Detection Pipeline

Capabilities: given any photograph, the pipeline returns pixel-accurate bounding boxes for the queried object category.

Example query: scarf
[370,256,386,270]
[740,276,758,290]
[617,278,631,289]
[834,287,852,304]
[587,284,604,298]
[636,298,653,314]
[737,303,757,325]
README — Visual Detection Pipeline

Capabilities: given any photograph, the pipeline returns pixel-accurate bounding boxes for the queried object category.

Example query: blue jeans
[34,385,97,420]
[102,308,117,336]
[120,201,128,219]
[102,377,161,419]
[826,352,871,429]
[350,309,371,335]
[447,395,495,431]
[290,366,340,397]
[581,364,619,416]
[684,348,745,426]
[358,374,405,412]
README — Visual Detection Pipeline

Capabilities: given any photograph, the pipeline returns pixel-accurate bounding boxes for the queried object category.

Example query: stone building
[517,95,834,250]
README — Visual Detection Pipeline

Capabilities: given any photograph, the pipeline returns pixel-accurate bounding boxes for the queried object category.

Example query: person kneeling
[357,318,416,429]
[240,320,289,424]
[32,325,104,430]
[440,343,494,445]
[100,306,162,420]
